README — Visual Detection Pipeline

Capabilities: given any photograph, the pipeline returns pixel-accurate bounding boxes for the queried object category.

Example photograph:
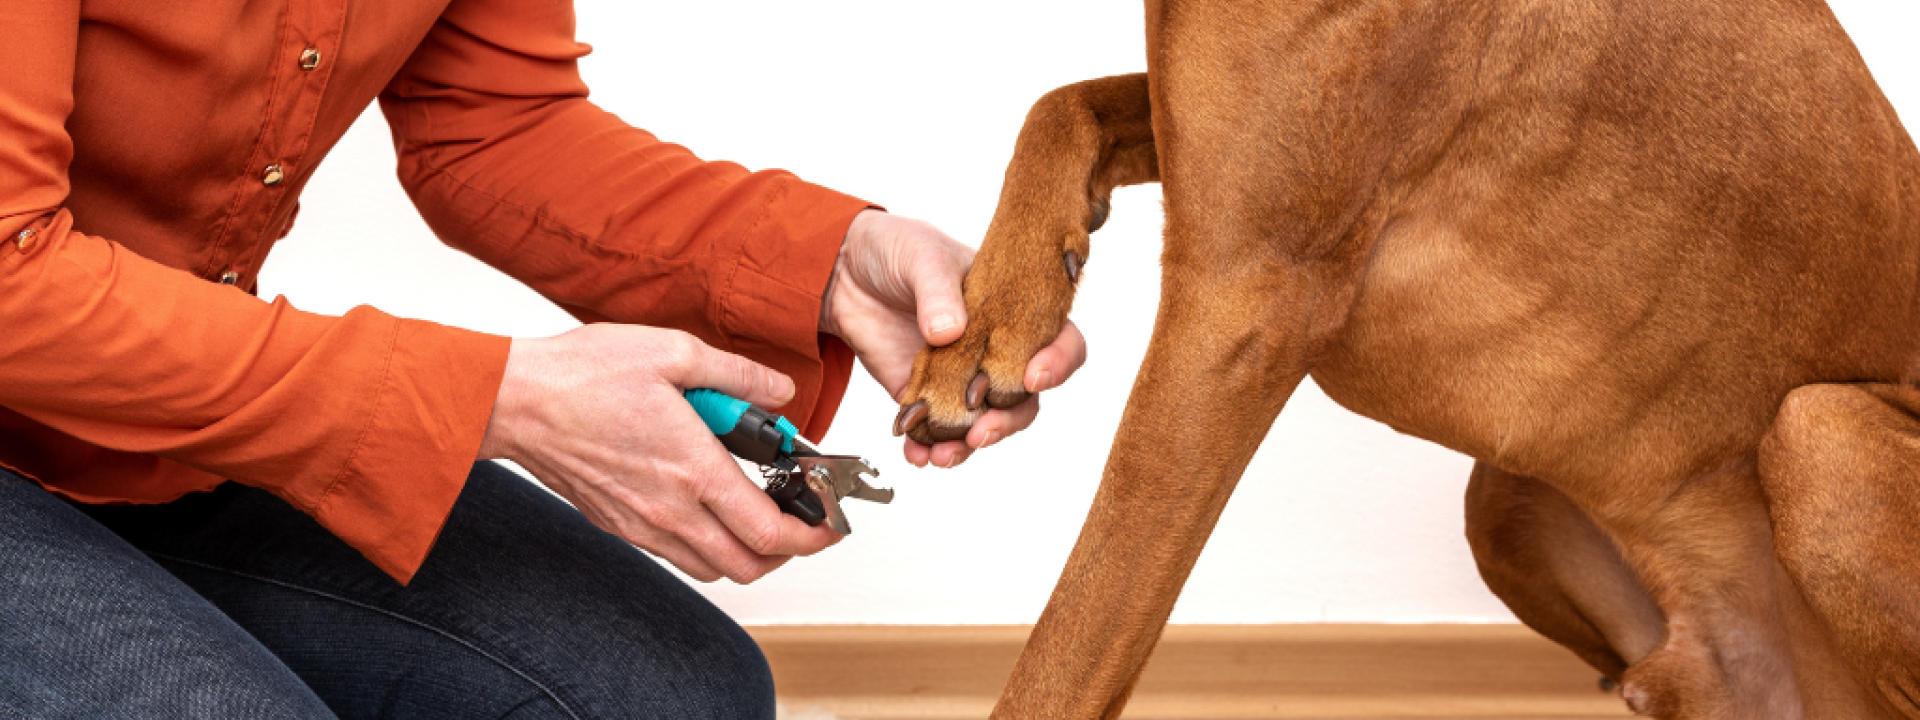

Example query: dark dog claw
[1063,250,1083,284]
[893,400,930,437]
[1088,196,1111,233]
[966,371,991,410]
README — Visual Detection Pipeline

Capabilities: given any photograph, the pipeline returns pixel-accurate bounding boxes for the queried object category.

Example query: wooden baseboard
[748,624,1632,720]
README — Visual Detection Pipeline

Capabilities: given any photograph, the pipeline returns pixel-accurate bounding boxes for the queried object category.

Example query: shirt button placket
[237,160,286,282]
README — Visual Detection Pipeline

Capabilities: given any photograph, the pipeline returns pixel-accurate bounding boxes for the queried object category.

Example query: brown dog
[894,1,1920,718]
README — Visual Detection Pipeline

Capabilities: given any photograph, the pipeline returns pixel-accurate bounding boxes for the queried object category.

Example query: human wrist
[477,338,542,461]
[819,253,845,340]
[820,209,882,340]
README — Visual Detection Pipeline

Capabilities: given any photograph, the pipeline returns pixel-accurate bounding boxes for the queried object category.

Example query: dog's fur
[895,1,1920,718]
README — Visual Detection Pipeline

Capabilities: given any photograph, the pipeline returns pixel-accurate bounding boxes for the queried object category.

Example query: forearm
[386,99,864,435]
[1,211,509,581]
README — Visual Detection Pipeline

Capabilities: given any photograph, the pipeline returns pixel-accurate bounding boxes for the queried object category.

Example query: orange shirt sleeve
[377,0,865,440]
[0,0,509,583]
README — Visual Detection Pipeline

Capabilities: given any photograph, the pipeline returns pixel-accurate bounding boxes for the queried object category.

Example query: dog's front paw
[896,251,1082,444]
[894,318,1041,445]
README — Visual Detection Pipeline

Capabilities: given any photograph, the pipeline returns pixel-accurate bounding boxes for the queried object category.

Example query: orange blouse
[0,0,863,582]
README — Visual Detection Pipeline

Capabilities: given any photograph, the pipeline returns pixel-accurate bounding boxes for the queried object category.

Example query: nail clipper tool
[683,388,891,534]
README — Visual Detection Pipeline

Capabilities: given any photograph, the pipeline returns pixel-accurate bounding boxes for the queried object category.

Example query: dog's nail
[894,401,930,437]
[1621,683,1649,714]
[1063,250,1082,284]
[1088,196,1110,233]
[1598,676,1617,693]
[966,371,991,410]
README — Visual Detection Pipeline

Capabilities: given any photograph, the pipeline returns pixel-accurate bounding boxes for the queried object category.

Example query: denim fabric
[4,462,775,719]
[0,469,333,719]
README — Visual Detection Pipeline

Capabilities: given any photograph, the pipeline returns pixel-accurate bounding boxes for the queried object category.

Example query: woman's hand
[478,324,841,583]
[820,209,1088,467]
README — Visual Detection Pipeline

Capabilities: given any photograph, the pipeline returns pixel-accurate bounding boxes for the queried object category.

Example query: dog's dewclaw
[1064,250,1083,284]
[893,400,930,437]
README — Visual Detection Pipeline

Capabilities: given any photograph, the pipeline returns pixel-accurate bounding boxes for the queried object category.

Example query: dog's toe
[906,416,975,445]
[896,398,976,444]
[986,386,1031,409]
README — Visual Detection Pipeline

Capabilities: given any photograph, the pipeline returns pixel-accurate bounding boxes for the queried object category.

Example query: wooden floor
[750,624,1634,720]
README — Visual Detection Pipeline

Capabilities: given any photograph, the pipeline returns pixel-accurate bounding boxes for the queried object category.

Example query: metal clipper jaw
[767,456,888,535]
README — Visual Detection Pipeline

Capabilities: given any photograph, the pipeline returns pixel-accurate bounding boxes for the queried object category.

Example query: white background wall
[259,1,1920,624]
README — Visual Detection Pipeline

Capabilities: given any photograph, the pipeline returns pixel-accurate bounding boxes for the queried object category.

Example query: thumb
[910,243,971,347]
[674,338,796,409]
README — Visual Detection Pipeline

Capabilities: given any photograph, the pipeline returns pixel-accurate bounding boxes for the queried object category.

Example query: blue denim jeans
[0,462,775,719]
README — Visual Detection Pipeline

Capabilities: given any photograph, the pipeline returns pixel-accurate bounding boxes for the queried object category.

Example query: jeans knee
[562,606,775,719]
[672,620,776,719]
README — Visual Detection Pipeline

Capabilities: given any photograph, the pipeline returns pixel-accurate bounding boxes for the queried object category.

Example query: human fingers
[926,440,974,468]
[966,396,1042,450]
[672,500,796,584]
[662,331,795,408]
[903,236,973,347]
[643,432,823,582]
[903,437,934,468]
[640,533,727,583]
[1024,320,1089,394]
[570,494,730,583]
[702,468,843,560]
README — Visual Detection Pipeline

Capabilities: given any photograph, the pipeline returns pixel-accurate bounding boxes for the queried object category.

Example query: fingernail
[981,430,1001,448]
[772,374,795,402]
[930,314,957,334]
[1030,368,1053,392]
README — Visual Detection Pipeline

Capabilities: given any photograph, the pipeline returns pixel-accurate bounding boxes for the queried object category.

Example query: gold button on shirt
[0,0,867,582]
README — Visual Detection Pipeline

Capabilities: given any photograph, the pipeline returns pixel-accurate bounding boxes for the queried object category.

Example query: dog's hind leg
[1760,383,1920,719]
[895,73,1156,443]
[1564,459,1806,720]
[1464,463,1664,685]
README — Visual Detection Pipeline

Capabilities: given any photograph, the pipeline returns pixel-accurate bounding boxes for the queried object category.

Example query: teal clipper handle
[684,388,800,468]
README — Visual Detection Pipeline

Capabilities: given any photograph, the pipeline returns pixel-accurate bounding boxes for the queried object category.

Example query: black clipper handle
[765,472,827,526]
[716,406,794,470]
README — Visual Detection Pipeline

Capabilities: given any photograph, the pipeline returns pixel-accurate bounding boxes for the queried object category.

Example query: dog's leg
[979,14,1439,714]
[991,270,1357,719]
[895,73,1155,443]
[1759,383,1920,719]
[1464,463,1664,684]
[900,4,1488,715]
[1569,462,1806,720]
